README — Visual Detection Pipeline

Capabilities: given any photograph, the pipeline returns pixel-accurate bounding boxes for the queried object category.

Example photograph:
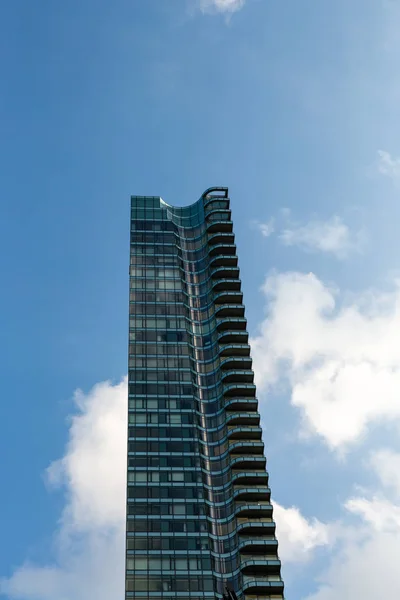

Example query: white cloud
[198,0,246,14]
[273,503,332,563]
[253,218,275,238]
[304,450,400,600]
[369,448,400,497]
[345,495,400,531]
[0,377,127,600]
[377,149,400,182]
[279,216,363,258]
[253,211,364,258]
[251,271,400,450]
[305,528,400,600]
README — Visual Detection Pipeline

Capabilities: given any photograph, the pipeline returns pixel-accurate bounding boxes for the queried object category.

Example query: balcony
[237,519,275,536]
[204,200,230,215]
[218,330,249,345]
[233,487,271,503]
[208,243,237,257]
[209,254,238,269]
[223,383,256,397]
[211,265,240,280]
[206,219,233,234]
[238,536,277,554]
[205,207,232,220]
[240,557,281,574]
[235,503,273,519]
[226,412,260,427]
[233,472,269,487]
[242,577,284,596]
[228,440,264,455]
[217,317,247,332]
[230,454,265,469]
[215,304,245,318]
[202,187,229,203]
[219,344,250,358]
[208,231,235,246]
[212,278,241,292]
[221,370,254,385]
[220,356,252,370]
[225,397,258,412]
[214,290,243,304]
[228,426,262,441]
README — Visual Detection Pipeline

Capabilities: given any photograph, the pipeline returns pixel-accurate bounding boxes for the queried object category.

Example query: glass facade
[126,187,284,600]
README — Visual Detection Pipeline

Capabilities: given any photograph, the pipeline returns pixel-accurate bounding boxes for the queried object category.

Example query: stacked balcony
[204,188,284,600]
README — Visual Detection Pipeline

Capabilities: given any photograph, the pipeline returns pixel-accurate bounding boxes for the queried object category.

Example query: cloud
[198,0,246,14]
[377,150,400,182]
[251,271,400,450]
[279,216,364,258]
[253,218,275,238]
[254,212,364,259]
[0,377,127,600]
[345,495,400,531]
[369,448,400,497]
[305,527,400,600]
[273,503,332,563]
[304,450,400,600]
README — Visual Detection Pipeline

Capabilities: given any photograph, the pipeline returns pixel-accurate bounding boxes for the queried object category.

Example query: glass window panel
[134,558,148,569]
[173,504,185,515]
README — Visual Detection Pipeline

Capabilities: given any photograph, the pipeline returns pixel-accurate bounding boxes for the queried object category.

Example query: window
[172,504,185,515]
[175,558,187,570]
[169,414,181,425]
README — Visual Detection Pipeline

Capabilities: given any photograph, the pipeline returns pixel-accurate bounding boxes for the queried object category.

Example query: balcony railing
[227,426,262,440]
[208,231,235,246]
[221,370,254,385]
[226,412,260,427]
[217,317,247,332]
[238,536,278,554]
[212,278,242,292]
[234,503,273,519]
[228,440,264,454]
[209,254,238,269]
[225,398,258,412]
[232,472,269,487]
[233,487,271,503]
[240,557,281,574]
[242,578,284,595]
[211,265,240,279]
[219,344,250,357]
[208,242,237,256]
[223,383,256,397]
[220,355,252,369]
[214,289,243,304]
[237,520,276,536]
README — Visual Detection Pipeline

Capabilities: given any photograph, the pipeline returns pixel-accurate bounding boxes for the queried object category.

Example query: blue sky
[1,0,400,598]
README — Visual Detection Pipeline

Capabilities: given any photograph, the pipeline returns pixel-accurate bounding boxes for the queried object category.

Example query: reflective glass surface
[125,190,284,600]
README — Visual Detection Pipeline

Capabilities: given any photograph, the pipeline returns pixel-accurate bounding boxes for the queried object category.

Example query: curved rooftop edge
[131,187,228,211]
[131,187,229,227]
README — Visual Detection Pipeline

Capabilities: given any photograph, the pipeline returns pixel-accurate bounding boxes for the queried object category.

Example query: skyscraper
[126,187,284,600]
